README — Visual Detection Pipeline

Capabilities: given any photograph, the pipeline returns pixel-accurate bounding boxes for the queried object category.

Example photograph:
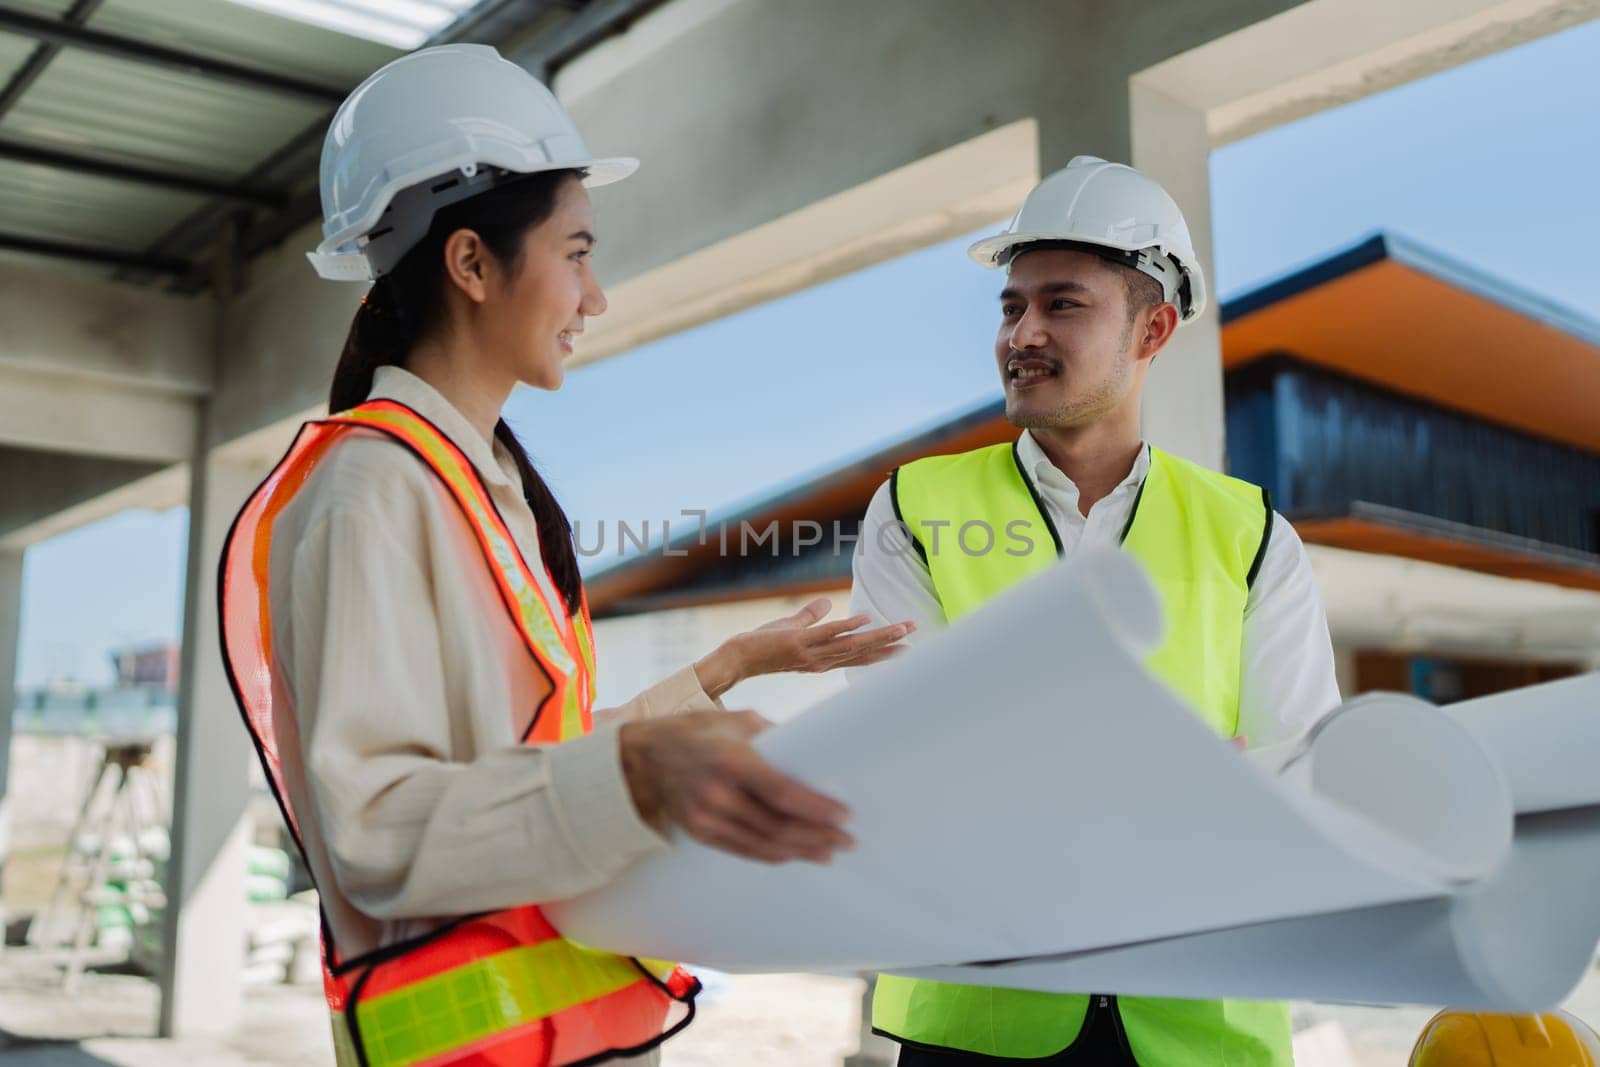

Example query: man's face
[994,249,1141,430]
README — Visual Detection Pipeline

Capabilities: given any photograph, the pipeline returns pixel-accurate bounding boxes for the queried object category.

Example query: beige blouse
[266,365,718,968]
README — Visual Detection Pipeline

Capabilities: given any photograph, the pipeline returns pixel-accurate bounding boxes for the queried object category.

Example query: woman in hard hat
[217,44,910,1067]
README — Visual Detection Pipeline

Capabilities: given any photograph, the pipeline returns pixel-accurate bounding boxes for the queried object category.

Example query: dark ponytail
[330,273,408,413]
[329,169,586,616]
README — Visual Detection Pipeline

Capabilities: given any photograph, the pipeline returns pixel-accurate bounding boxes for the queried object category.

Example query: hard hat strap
[362,165,572,278]
[1004,239,1190,317]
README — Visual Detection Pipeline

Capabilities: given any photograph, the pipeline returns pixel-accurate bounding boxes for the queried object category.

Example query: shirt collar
[367,365,523,490]
[1016,430,1150,503]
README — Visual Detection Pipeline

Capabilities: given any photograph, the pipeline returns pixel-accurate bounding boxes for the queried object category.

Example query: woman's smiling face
[480,175,608,391]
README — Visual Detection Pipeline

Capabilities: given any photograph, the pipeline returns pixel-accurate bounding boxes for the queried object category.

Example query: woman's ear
[441,228,490,304]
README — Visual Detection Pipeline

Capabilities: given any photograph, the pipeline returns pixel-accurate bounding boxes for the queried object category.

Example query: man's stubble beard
[1006,354,1133,432]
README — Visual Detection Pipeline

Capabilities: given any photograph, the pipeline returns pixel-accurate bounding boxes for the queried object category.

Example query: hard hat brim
[580,156,639,188]
[968,230,1161,268]
[966,230,1209,321]
[309,154,641,282]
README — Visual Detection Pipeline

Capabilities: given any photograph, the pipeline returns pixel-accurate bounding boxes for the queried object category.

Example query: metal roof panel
[0,31,41,89]
[5,46,328,179]
[2,0,79,19]
[0,0,564,278]
[0,247,118,277]
[221,0,480,51]
[0,156,207,247]
[88,0,401,87]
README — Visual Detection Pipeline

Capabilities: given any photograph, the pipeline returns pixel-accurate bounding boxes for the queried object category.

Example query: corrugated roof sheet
[9,48,330,178]
[0,156,206,246]
[5,0,78,20]
[221,0,479,51]
[0,31,39,87]
[93,0,400,89]
[0,0,417,276]
[0,0,648,281]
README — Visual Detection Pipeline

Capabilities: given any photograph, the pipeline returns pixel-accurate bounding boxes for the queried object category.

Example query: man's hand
[694,598,914,698]
[618,710,854,864]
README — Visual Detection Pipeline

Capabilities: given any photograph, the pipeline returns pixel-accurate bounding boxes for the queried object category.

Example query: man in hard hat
[850,156,1343,1065]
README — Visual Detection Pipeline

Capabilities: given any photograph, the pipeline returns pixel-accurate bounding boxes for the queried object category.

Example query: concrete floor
[1,942,1597,1066]
[0,946,866,1067]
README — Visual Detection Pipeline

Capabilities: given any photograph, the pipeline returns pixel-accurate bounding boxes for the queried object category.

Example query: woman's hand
[619,710,853,864]
[693,598,915,699]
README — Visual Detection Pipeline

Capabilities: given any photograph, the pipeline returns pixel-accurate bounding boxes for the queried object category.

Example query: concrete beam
[210,0,1308,450]
[0,447,167,544]
[557,0,1303,287]
[206,0,1591,470]
[0,259,207,463]
[0,260,210,390]
[0,463,186,551]
[0,364,198,462]
[575,119,1039,365]
[1133,0,1600,147]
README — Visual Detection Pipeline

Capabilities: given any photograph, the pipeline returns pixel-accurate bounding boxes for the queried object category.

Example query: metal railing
[11,685,176,738]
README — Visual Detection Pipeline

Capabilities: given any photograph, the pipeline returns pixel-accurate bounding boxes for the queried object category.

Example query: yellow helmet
[1409,1010,1600,1066]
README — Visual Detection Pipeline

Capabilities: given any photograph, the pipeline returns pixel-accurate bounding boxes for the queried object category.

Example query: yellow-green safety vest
[873,440,1292,1066]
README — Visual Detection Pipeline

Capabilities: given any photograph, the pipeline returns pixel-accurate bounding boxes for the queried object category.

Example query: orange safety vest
[218,399,699,1067]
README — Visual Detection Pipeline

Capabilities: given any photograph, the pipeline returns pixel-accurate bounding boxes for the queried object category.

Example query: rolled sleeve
[544,724,669,879]
[594,665,725,729]
[642,665,725,716]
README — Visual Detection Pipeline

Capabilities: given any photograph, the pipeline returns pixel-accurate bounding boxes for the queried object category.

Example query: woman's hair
[330,169,585,615]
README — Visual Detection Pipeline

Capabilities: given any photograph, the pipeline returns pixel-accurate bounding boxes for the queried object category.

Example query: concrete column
[156,438,262,1037]
[1129,81,1226,471]
[159,219,260,1038]
[0,548,24,943]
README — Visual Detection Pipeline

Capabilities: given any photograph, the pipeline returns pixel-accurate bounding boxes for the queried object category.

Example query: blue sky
[14,19,1600,687]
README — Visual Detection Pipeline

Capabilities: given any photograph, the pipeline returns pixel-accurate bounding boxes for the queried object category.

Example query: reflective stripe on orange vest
[219,399,697,1067]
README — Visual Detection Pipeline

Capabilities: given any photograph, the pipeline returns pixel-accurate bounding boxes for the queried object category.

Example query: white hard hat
[308,44,638,282]
[968,155,1208,321]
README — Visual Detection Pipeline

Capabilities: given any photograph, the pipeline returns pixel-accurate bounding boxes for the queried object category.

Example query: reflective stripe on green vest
[873,441,1292,1066]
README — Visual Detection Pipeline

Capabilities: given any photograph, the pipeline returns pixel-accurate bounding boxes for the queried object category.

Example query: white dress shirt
[850,432,1341,748]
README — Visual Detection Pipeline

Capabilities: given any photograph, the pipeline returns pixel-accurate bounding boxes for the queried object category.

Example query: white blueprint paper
[899,674,1600,1009]
[907,802,1600,1011]
[1448,673,1600,815]
[547,550,1572,1005]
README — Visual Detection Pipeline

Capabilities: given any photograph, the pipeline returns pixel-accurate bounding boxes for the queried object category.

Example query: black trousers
[892,995,1138,1066]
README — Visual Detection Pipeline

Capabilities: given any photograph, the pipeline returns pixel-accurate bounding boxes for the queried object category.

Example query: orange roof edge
[1221,233,1600,453]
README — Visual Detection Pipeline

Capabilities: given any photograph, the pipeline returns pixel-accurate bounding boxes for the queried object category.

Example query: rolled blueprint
[542,548,1600,1013]
[908,803,1600,1011]
[905,677,1600,1011]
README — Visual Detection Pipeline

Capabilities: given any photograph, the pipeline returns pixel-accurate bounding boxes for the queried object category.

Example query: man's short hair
[1115,261,1166,323]
[1006,239,1168,323]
